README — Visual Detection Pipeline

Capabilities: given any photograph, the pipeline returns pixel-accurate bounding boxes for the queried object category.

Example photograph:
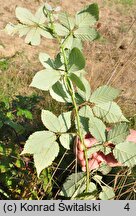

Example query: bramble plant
[5,2,136,200]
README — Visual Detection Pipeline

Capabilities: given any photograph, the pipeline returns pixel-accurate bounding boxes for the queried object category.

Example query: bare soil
[0,0,136,116]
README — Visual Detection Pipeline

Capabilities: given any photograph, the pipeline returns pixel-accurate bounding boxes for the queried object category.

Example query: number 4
[124,203,130,211]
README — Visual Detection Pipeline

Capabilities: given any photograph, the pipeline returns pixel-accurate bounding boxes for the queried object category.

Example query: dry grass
[0,0,135,115]
[0,0,136,200]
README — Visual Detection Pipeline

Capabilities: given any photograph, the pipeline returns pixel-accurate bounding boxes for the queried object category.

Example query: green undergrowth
[0,58,9,71]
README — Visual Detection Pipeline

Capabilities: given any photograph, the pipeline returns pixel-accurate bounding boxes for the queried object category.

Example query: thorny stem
[44,7,90,192]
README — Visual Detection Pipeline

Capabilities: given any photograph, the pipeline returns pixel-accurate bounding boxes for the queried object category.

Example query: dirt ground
[0,0,136,116]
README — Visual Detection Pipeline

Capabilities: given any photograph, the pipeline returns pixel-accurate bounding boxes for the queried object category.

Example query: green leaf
[6,111,14,120]
[90,85,120,104]
[16,7,36,25]
[35,6,47,24]
[76,105,94,134]
[75,192,96,200]
[93,174,102,185]
[0,121,3,128]
[98,162,112,175]
[93,102,129,123]
[54,53,63,69]
[75,182,97,200]
[39,52,63,71]
[25,27,41,45]
[87,144,104,158]
[88,182,97,193]
[59,133,74,149]
[59,12,75,30]
[72,38,83,50]
[39,53,54,69]
[41,110,61,133]
[5,23,18,36]
[44,3,53,11]
[58,111,72,132]
[89,117,106,142]
[101,147,112,155]
[16,24,30,37]
[113,141,136,167]
[76,3,99,27]
[77,76,91,101]
[68,48,85,72]
[75,93,85,105]
[69,73,85,91]
[49,80,71,103]
[38,27,53,39]
[15,7,52,45]
[4,120,24,134]
[79,105,94,118]
[59,172,86,197]
[30,69,61,91]
[63,34,73,49]
[24,110,33,119]
[74,27,99,42]
[34,141,59,177]
[54,23,69,36]
[76,116,89,135]
[72,70,87,77]
[99,186,115,200]
[107,123,129,144]
[17,108,32,119]
[21,131,56,154]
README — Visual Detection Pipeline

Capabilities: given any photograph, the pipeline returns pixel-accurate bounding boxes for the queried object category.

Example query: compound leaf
[15,6,52,45]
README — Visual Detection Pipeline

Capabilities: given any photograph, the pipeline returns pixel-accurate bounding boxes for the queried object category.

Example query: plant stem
[45,8,90,192]
[66,80,90,192]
